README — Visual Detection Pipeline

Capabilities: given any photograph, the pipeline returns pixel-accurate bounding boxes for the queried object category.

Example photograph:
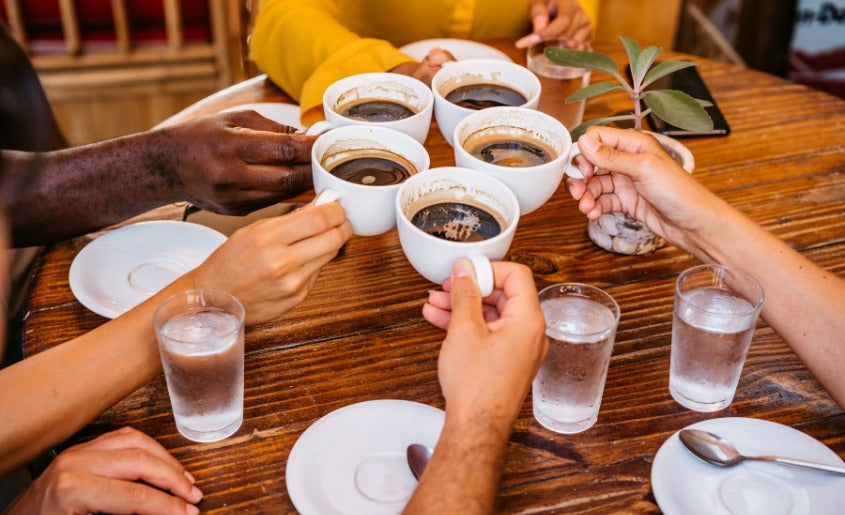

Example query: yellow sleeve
[577,0,599,29]
[250,0,415,125]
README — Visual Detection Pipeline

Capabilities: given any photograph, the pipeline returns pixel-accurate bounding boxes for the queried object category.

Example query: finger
[529,0,550,31]
[68,449,201,505]
[422,302,451,330]
[227,163,313,194]
[446,258,486,333]
[236,131,315,164]
[263,201,349,245]
[565,177,588,201]
[283,222,352,270]
[487,262,541,323]
[424,48,455,66]
[219,110,298,134]
[74,428,188,481]
[426,290,452,310]
[67,473,199,515]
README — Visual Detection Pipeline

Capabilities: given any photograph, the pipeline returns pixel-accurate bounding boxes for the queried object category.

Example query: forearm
[5,129,180,246]
[0,274,194,476]
[687,205,845,407]
[404,410,514,514]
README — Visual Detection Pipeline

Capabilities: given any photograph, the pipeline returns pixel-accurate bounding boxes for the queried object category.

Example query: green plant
[545,36,714,140]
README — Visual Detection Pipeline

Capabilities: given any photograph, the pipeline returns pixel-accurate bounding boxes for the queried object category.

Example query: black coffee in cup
[464,131,557,167]
[326,149,416,185]
[410,201,503,242]
[338,99,416,122]
[444,84,528,110]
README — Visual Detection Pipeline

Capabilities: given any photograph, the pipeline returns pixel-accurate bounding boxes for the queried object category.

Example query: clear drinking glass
[526,38,591,131]
[154,288,245,442]
[669,264,765,412]
[533,283,620,434]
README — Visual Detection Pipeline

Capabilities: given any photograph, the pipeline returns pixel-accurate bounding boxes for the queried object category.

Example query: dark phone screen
[628,65,730,137]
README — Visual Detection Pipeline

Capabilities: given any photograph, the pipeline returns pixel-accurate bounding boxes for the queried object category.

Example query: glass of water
[154,288,245,442]
[669,264,765,412]
[533,283,620,434]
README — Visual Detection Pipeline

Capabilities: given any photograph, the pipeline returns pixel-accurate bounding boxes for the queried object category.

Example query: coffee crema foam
[338,99,417,122]
[444,83,528,110]
[463,128,558,168]
[325,148,416,186]
[410,201,504,242]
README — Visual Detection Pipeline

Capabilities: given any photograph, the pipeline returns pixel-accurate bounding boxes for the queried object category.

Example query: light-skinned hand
[424,259,547,427]
[161,110,316,215]
[516,0,592,49]
[191,198,352,325]
[565,126,730,257]
[6,427,201,515]
[391,48,457,87]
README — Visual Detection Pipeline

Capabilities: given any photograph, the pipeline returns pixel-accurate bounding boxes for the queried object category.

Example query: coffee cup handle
[564,144,586,179]
[305,120,335,137]
[315,188,342,206]
[467,255,494,297]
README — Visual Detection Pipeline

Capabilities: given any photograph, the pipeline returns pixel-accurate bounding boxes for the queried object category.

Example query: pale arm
[405,260,548,513]
[0,201,351,476]
[568,126,845,408]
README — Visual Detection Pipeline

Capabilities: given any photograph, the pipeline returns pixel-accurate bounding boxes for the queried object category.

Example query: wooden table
[23,41,845,513]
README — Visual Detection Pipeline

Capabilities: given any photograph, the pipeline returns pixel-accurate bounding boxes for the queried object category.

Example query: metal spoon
[679,429,845,475]
[406,443,433,481]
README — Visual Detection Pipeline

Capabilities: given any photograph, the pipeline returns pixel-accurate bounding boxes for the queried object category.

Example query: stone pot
[586,132,694,255]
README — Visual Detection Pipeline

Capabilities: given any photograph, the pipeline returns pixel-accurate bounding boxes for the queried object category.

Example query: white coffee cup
[395,167,520,296]
[313,125,430,236]
[431,59,541,147]
[306,72,434,144]
[453,106,578,214]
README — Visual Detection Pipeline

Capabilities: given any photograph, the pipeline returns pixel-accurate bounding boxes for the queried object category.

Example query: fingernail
[452,258,473,279]
[184,469,196,484]
[191,485,203,502]
[186,504,200,515]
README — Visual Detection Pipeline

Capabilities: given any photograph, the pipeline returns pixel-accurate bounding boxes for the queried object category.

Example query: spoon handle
[753,455,845,476]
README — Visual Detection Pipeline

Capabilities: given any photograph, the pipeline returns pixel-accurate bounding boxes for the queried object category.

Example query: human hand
[6,427,201,515]
[391,48,456,86]
[424,259,547,428]
[160,110,315,215]
[191,199,351,325]
[566,126,727,256]
[516,0,592,49]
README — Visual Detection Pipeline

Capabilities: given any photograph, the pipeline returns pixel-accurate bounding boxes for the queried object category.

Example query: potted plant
[545,37,714,255]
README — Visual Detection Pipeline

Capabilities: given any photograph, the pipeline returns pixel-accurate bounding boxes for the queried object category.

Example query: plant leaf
[544,47,622,80]
[620,37,641,74]
[696,98,714,107]
[643,89,714,132]
[633,46,662,85]
[569,114,637,141]
[565,82,623,103]
[642,60,696,88]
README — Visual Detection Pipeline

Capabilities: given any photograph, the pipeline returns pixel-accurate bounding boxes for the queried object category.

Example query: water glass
[526,38,591,131]
[533,283,620,434]
[669,264,765,412]
[154,288,245,442]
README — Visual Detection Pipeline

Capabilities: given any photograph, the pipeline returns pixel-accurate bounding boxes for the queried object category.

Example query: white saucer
[652,417,845,515]
[399,38,512,62]
[286,399,445,515]
[220,102,306,131]
[69,221,226,318]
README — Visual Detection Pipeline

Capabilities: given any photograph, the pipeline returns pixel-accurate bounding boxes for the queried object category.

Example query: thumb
[447,258,486,333]
[577,128,656,181]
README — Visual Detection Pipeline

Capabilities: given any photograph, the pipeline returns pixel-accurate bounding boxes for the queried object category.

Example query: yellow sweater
[251,0,599,125]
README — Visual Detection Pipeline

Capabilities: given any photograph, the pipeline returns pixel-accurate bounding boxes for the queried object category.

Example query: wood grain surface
[23,41,845,513]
